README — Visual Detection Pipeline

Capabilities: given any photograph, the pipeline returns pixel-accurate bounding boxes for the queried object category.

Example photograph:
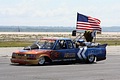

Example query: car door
[64,40,76,61]
[54,40,76,61]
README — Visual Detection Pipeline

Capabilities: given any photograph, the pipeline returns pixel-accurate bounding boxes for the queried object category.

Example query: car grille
[17,54,25,56]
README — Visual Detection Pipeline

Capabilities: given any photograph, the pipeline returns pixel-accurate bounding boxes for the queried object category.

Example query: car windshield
[40,39,56,49]
[24,39,56,50]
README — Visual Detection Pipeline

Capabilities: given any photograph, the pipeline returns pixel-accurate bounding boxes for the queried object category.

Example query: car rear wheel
[38,56,45,65]
[87,55,95,63]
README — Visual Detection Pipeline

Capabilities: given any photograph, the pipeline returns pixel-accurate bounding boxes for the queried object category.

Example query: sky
[0,0,120,27]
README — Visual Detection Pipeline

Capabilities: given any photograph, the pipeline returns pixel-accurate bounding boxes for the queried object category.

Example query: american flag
[76,13,101,31]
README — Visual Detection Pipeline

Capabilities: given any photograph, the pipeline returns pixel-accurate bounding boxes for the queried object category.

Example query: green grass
[96,40,120,46]
[0,40,120,47]
[0,41,33,47]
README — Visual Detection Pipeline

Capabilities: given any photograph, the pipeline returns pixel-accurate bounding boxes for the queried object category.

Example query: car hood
[13,49,52,54]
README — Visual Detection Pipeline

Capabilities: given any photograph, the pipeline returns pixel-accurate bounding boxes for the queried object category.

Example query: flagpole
[76,12,78,33]
[94,33,96,43]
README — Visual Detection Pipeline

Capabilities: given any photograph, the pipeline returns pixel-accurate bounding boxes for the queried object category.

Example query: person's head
[76,39,84,46]
[77,39,84,43]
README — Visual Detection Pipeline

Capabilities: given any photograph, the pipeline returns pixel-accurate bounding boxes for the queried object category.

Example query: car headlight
[12,53,17,58]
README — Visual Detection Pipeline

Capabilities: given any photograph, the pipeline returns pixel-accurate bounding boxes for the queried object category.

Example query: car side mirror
[72,30,76,36]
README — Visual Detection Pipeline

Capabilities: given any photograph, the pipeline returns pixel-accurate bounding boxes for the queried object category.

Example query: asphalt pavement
[0,46,120,80]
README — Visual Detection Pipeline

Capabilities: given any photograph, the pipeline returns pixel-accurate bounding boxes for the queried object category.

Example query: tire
[38,56,45,65]
[87,55,95,63]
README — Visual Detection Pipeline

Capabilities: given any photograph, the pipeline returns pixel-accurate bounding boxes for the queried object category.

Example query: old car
[11,37,107,65]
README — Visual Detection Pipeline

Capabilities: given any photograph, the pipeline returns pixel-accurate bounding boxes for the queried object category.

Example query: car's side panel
[50,46,106,62]
[76,47,88,61]
[51,49,76,62]
[75,47,106,61]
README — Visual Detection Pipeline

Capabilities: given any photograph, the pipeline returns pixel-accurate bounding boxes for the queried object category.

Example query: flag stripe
[77,26,101,30]
[77,25,101,29]
[77,22,100,26]
[88,16,101,24]
[77,26,101,29]
[77,27,101,31]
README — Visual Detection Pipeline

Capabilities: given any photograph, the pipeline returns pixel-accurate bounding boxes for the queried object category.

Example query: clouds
[0,0,74,26]
[0,0,120,26]
[0,0,66,17]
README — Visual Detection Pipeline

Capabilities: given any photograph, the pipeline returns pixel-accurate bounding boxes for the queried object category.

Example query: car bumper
[11,58,39,65]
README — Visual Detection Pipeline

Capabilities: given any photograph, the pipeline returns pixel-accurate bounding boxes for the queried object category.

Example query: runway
[0,46,120,80]
[0,55,120,80]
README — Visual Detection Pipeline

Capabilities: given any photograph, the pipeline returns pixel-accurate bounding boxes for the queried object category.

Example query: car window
[67,40,74,49]
[60,40,67,49]
[40,41,54,49]
[55,42,61,50]
[30,44,39,49]
[55,40,67,50]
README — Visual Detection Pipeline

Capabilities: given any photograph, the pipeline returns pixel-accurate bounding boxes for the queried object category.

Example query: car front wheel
[38,56,45,65]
